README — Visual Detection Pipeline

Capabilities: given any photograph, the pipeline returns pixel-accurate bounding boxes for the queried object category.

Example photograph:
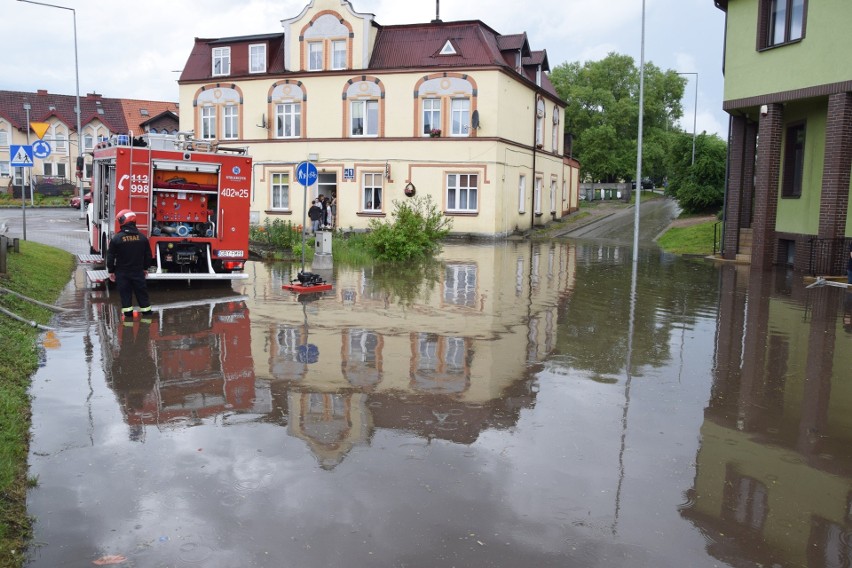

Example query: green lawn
[0,241,74,567]
[657,219,719,255]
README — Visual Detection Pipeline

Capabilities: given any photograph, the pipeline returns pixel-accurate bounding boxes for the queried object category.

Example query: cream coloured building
[177,0,579,238]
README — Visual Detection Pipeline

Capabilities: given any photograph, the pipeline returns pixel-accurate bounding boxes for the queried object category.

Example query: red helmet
[116,209,136,225]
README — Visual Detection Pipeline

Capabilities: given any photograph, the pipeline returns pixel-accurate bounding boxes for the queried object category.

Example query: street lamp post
[18,0,84,218]
[677,72,699,165]
[22,103,31,240]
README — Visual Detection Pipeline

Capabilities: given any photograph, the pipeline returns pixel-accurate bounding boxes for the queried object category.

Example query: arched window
[195,85,242,140]
[301,13,352,71]
[414,74,476,138]
[535,98,545,147]
[270,81,305,139]
[344,78,384,138]
[552,105,560,153]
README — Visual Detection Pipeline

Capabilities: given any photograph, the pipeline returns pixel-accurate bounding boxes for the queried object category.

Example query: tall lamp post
[18,0,84,218]
[677,72,699,165]
[22,103,31,240]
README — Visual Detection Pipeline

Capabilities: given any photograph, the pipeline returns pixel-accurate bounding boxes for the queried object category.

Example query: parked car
[631,179,655,190]
[69,192,92,208]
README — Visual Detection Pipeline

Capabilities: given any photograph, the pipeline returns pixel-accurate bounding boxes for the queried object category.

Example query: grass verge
[0,241,74,568]
[656,219,719,255]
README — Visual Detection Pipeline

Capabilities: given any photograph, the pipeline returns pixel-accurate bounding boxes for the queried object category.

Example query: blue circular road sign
[32,140,51,159]
[296,161,318,186]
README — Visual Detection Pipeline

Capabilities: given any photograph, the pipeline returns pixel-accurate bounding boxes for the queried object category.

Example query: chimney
[37,89,48,96]
[86,92,102,100]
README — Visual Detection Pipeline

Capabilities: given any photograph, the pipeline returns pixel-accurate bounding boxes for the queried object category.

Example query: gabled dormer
[496,33,531,73]
[180,33,286,81]
[280,0,378,72]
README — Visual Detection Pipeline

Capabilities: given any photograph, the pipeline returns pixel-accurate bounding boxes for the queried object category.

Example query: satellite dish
[471,110,480,129]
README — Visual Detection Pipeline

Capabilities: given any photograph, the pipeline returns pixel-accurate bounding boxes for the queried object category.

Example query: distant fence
[808,237,851,277]
[578,183,631,201]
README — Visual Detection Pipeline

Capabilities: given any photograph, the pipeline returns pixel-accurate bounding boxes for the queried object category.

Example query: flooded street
[19,220,852,566]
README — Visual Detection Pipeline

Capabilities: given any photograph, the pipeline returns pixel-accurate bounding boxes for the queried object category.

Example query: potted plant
[429,128,441,138]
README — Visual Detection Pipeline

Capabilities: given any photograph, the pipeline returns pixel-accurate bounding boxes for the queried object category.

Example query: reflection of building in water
[241,241,575,465]
[99,296,266,439]
[682,266,852,567]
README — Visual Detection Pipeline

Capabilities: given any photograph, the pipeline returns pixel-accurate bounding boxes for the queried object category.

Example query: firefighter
[107,209,153,318]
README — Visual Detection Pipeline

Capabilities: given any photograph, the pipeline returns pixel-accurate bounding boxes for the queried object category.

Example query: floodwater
[24,238,852,567]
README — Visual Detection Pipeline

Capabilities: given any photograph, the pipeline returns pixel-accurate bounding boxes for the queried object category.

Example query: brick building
[715,0,851,274]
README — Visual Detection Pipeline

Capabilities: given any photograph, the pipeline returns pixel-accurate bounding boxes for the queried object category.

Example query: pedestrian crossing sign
[10,145,34,168]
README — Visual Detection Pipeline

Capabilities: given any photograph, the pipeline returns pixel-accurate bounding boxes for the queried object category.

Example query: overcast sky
[4,0,728,136]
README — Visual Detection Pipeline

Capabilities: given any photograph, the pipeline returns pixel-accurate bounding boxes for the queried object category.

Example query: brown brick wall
[752,103,784,270]
[723,115,746,260]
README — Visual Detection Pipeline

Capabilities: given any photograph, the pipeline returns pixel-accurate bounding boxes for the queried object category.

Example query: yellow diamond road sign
[30,122,49,140]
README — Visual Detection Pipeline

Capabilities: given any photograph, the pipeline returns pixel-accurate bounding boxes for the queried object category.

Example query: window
[223,104,238,139]
[271,173,289,209]
[54,131,67,152]
[351,100,378,137]
[447,173,477,212]
[212,47,231,76]
[83,134,94,151]
[201,106,216,139]
[450,98,470,136]
[275,103,301,138]
[249,44,266,73]
[0,128,8,146]
[423,98,441,136]
[535,99,545,147]
[44,162,67,178]
[0,161,9,176]
[331,40,347,70]
[534,178,542,213]
[308,42,323,71]
[760,0,805,49]
[552,106,560,153]
[550,180,557,212]
[518,175,526,213]
[13,168,23,186]
[782,122,805,198]
[362,172,382,211]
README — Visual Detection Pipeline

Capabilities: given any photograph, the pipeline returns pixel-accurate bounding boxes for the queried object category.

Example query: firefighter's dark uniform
[107,221,153,317]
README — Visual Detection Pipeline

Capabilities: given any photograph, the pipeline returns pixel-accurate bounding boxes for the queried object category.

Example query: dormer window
[250,44,267,73]
[140,109,149,116]
[440,40,457,55]
[213,46,231,76]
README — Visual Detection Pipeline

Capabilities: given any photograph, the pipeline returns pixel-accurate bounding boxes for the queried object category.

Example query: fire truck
[81,132,253,285]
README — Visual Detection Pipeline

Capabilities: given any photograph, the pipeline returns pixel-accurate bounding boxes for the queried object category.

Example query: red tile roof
[180,33,286,83]
[0,89,177,135]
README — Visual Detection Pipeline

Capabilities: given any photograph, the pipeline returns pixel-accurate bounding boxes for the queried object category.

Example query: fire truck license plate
[218,250,244,257]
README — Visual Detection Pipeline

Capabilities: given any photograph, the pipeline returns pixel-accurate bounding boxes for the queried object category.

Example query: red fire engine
[81,133,252,285]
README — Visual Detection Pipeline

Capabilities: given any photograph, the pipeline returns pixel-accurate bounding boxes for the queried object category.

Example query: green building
[715,0,852,274]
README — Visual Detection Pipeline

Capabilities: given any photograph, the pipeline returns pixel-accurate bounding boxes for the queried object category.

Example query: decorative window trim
[308,41,324,71]
[361,171,383,212]
[270,172,291,210]
[446,172,479,213]
[274,102,302,138]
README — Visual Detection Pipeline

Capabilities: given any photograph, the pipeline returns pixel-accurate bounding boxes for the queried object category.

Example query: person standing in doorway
[308,200,322,233]
[329,193,337,228]
[319,195,329,229]
[107,209,153,319]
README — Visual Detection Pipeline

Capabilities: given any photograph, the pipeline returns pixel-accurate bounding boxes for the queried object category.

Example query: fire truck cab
[82,132,253,285]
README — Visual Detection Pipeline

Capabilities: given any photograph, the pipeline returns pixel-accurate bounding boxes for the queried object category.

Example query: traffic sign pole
[296,160,319,273]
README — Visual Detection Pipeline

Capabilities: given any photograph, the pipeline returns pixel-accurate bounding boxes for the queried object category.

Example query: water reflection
[682,265,852,568]
[26,239,852,567]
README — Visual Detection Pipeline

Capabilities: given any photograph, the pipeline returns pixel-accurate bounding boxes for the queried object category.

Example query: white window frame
[423,98,441,136]
[331,40,347,70]
[518,174,526,213]
[308,42,324,71]
[0,127,8,147]
[552,105,560,153]
[249,44,267,73]
[444,264,478,307]
[362,172,383,211]
[212,47,231,76]
[351,100,378,137]
[535,99,545,147]
[0,161,10,177]
[550,179,557,213]
[534,177,542,214]
[275,103,301,138]
[271,172,290,210]
[447,173,478,212]
[50,125,67,153]
[201,106,216,140]
[83,133,94,151]
[223,104,238,140]
[450,98,470,137]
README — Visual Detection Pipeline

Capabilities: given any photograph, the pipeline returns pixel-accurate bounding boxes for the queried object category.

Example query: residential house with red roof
[0,89,177,196]
[177,0,579,237]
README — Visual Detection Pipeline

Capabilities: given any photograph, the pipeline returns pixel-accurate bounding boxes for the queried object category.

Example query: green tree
[550,53,686,184]
[665,131,727,214]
